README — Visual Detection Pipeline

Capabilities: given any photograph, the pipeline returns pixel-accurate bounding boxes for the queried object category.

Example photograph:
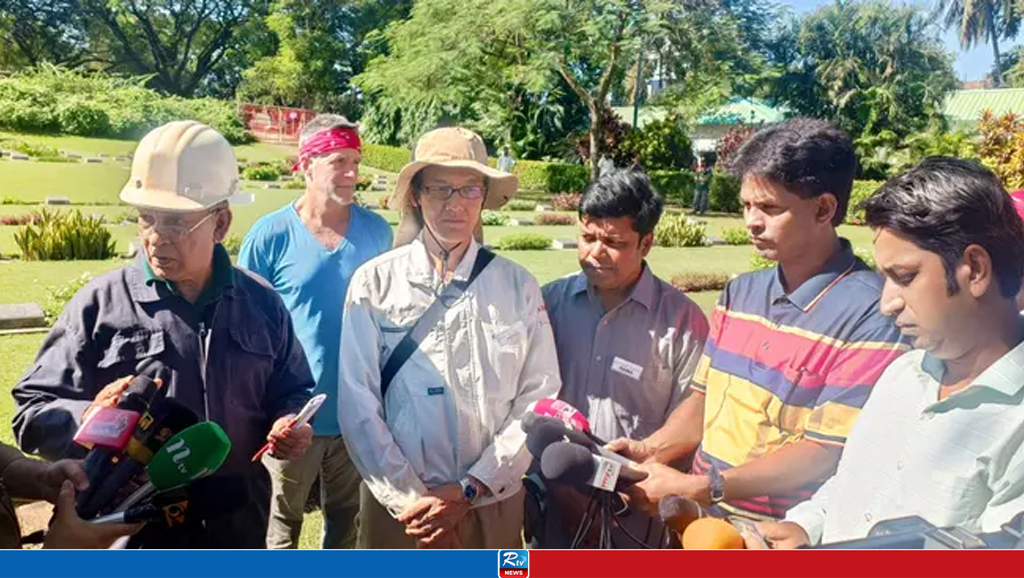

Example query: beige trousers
[357,483,525,549]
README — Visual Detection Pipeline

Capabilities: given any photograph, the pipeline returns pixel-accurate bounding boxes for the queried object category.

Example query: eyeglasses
[137,210,219,242]
[421,185,486,201]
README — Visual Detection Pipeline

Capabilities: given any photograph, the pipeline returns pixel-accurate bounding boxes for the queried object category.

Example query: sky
[782,0,1022,81]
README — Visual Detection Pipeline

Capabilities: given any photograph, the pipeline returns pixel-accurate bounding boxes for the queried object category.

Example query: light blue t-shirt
[239,203,393,436]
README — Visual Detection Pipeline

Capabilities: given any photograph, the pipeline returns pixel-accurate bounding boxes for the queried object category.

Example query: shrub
[0,65,251,143]
[978,111,1024,190]
[222,233,243,256]
[241,164,283,181]
[670,272,730,293]
[513,160,589,194]
[57,101,111,136]
[14,209,116,260]
[709,171,741,213]
[535,213,576,226]
[717,123,755,168]
[43,272,94,324]
[36,155,76,163]
[845,180,883,225]
[1,138,59,158]
[722,227,750,245]
[0,213,41,226]
[750,252,775,271]
[362,142,410,174]
[551,192,582,212]
[113,209,137,224]
[654,214,708,247]
[494,233,552,250]
[621,116,695,171]
[283,178,306,189]
[504,199,537,212]
[481,210,510,226]
[649,170,696,206]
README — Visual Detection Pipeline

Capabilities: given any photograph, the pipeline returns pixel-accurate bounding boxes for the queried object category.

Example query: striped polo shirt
[690,239,907,520]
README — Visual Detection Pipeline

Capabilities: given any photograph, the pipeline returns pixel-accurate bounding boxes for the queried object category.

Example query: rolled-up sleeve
[12,303,99,460]
[338,272,429,517]
[468,278,560,499]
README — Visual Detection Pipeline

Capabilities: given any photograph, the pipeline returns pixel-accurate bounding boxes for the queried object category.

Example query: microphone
[76,375,164,514]
[112,421,232,512]
[74,407,141,450]
[77,398,200,518]
[681,517,746,549]
[530,399,606,444]
[539,441,647,492]
[93,475,250,527]
[522,413,636,469]
[659,494,705,537]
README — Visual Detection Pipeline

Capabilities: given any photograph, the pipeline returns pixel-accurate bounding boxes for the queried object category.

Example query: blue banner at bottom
[0,550,504,578]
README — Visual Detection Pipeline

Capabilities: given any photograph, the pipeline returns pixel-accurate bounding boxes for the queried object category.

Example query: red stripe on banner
[528,550,1024,578]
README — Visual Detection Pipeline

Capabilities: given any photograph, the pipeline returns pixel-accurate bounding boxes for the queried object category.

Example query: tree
[0,0,89,69]
[768,1,957,142]
[935,0,1019,86]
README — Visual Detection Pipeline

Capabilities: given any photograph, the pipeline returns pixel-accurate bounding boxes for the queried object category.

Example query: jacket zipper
[199,322,212,420]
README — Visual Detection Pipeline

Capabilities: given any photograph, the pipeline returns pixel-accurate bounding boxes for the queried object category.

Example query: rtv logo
[498,549,529,578]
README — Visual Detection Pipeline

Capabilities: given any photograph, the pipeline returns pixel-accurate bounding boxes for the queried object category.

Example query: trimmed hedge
[709,171,741,213]
[363,143,410,174]
[846,180,884,225]
[513,160,589,194]
[649,170,696,206]
[494,233,552,250]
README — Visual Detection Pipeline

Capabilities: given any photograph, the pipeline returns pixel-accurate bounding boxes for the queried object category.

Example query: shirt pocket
[397,384,455,482]
[925,469,986,521]
[97,328,166,370]
[225,325,273,413]
[481,320,528,402]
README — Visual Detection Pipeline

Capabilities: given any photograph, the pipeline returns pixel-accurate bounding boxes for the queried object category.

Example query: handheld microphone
[74,407,141,450]
[539,441,647,492]
[77,398,200,518]
[93,475,250,527]
[530,399,606,444]
[76,375,163,514]
[659,494,705,537]
[522,413,636,470]
[113,421,232,512]
[682,517,745,549]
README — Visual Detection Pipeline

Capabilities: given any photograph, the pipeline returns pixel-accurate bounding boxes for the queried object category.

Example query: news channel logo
[497,549,529,578]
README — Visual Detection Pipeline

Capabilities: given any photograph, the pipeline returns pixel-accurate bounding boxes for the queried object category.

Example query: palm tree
[934,0,1020,86]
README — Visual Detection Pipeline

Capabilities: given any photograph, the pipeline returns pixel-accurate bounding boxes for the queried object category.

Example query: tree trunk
[589,106,601,182]
[990,17,1003,87]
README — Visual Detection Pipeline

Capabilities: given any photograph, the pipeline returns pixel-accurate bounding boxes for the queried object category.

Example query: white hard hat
[120,120,241,213]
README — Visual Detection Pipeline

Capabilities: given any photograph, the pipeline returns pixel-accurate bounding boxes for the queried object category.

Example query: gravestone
[84,158,103,164]
[45,196,71,205]
[0,303,46,330]
[10,153,29,161]
[551,238,578,250]
[534,204,553,213]
[509,218,534,227]
[265,183,281,189]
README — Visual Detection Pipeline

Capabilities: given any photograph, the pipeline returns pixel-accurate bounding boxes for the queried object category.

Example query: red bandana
[293,128,362,171]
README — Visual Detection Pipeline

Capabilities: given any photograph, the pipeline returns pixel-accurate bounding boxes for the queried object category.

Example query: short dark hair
[729,118,855,226]
[578,170,664,237]
[862,156,1024,298]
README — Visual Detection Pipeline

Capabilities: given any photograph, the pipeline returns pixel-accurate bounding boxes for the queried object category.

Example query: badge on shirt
[427,387,444,396]
[610,356,644,381]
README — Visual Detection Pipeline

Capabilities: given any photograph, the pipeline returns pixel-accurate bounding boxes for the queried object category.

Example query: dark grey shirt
[11,255,314,548]
[542,267,709,441]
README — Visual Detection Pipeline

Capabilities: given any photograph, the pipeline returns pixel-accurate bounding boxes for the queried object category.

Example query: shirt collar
[921,339,1024,402]
[770,238,857,312]
[407,235,481,286]
[573,263,656,312]
[140,243,235,304]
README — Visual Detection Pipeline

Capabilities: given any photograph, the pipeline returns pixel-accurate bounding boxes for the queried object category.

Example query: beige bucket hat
[120,120,242,213]
[392,127,518,247]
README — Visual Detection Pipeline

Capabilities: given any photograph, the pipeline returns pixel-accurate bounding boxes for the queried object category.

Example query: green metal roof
[695,97,788,125]
[943,89,1024,125]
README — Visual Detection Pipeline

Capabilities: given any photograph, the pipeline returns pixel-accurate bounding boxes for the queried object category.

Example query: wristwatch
[459,477,479,503]
[707,467,726,504]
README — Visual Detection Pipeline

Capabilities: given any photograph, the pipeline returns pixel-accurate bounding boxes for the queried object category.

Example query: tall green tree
[769,0,957,142]
[935,0,1019,86]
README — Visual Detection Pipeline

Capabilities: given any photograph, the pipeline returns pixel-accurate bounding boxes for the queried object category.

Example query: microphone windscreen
[539,441,595,485]
[682,517,745,549]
